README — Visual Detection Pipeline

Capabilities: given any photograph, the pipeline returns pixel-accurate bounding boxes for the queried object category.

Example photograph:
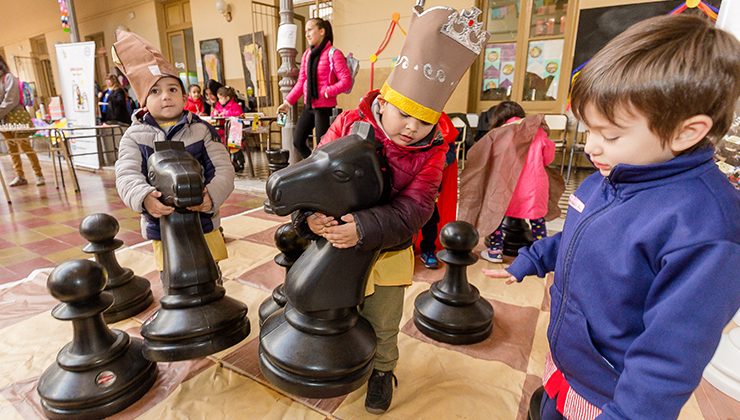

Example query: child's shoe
[365,369,398,414]
[35,176,45,186]
[8,176,27,187]
[480,247,503,263]
[420,251,439,269]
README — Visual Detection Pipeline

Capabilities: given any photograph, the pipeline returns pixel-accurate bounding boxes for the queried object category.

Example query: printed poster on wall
[524,39,564,100]
[482,42,516,93]
[55,41,98,169]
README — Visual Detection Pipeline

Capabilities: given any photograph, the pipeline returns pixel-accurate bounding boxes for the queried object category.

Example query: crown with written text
[380,6,490,124]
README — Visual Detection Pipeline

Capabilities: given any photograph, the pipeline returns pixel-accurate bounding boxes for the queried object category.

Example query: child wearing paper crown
[294,5,489,414]
[112,31,235,279]
[485,15,740,419]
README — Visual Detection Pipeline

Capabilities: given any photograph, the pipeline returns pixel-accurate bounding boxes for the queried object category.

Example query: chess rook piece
[263,149,290,214]
[37,259,157,419]
[140,141,250,361]
[260,122,383,398]
[79,213,153,323]
[258,222,310,326]
[501,216,533,257]
[413,221,494,344]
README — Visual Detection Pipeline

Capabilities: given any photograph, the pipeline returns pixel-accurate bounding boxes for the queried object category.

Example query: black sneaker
[364,369,398,414]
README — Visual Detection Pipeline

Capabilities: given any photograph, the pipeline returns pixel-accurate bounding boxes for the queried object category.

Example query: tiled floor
[0,155,266,284]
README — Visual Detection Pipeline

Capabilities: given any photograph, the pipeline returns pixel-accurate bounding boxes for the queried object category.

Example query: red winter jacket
[184,97,206,115]
[318,90,447,251]
[285,41,352,109]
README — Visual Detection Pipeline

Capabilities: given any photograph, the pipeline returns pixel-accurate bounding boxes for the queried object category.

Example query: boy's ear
[377,96,387,114]
[670,115,713,153]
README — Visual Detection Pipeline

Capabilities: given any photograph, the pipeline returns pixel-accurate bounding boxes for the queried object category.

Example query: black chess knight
[140,141,250,361]
[259,122,384,398]
[79,213,153,323]
[413,221,494,344]
[37,259,157,419]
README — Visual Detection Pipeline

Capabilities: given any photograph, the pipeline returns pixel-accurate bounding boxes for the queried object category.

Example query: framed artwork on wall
[199,38,225,86]
[238,31,272,107]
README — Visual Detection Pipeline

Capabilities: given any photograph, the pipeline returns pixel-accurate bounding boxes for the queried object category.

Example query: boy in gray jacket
[112,31,234,273]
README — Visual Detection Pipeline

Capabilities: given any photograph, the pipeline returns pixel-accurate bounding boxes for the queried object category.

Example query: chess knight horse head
[260,122,386,398]
[147,141,204,209]
[265,122,386,312]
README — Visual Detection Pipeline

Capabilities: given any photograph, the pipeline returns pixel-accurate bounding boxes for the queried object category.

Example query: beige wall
[332,0,475,114]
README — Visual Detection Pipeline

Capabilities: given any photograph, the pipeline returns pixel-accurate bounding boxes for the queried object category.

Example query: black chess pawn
[258,223,310,326]
[79,213,153,323]
[263,149,290,214]
[413,221,494,344]
[501,216,534,257]
[37,259,157,419]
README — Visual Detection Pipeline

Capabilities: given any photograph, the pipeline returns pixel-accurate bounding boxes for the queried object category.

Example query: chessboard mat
[0,207,737,419]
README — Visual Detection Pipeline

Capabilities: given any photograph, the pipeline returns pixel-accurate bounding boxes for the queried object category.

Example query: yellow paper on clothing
[365,246,414,296]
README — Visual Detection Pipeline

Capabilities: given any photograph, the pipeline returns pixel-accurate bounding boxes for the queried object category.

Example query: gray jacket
[115,111,235,240]
[0,73,22,121]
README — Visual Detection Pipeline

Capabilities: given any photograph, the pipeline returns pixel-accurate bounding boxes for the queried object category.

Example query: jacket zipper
[551,177,618,368]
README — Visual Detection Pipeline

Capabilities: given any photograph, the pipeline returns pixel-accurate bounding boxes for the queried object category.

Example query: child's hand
[144,190,174,218]
[482,268,517,285]
[324,214,359,248]
[186,187,213,213]
[307,212,338,235]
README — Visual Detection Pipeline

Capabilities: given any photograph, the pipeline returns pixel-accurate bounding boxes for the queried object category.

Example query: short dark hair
[309,17,334,44]
[487,101,526,130]
[571,14,740,147]
[217,86,237,101]
[188,84,201,91]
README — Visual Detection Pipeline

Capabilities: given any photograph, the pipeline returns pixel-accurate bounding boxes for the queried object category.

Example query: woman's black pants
[293,107,332,159]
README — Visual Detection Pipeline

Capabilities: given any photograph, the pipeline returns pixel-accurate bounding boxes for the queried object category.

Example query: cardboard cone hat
[111,31,180,106]
[380,6,490,124]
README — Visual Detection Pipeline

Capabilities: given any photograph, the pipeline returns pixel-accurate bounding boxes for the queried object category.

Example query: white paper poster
[55,41,99,169]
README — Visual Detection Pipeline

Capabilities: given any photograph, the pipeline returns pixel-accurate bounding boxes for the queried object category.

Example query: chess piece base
[259,306,375,398]
[141,295,250,361]
[413,290,493,345]
[37,336,157,420]
[104,276,153,323]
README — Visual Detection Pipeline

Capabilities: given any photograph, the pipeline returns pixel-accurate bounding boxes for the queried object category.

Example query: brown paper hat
[380,6,490,124]
[111,31,180,106]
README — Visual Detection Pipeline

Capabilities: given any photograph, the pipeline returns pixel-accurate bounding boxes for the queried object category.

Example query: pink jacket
[285,41,352,109]
[213,99,242,117]
[505,116,556,219]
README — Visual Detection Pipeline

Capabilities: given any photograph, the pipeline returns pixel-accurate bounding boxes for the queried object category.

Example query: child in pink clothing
[212,86,243,117]
[481,101,555,263]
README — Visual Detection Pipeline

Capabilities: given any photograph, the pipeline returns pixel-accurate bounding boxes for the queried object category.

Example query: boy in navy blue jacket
[485,15,740,419]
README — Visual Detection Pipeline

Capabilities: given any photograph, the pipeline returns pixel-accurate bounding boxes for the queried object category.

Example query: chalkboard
[571,0,722,73]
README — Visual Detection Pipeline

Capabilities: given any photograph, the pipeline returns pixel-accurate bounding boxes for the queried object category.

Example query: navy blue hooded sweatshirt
[507,147,740,419]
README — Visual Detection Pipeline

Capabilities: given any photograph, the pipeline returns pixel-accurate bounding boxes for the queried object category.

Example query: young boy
[485,15,740,419]
[112,31,234,276]
[300,5,489,414]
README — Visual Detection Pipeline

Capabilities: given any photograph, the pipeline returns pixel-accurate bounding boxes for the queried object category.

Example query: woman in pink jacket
[276,17,352,159]
[481,101,555,263]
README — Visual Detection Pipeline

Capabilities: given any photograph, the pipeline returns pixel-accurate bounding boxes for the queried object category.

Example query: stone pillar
[67,0,81,42]
[278,0,300,164]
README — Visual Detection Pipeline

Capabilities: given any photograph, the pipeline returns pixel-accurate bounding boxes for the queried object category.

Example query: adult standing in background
[102,74,132,125]
[0,55,44,187]
[277,18,352,159]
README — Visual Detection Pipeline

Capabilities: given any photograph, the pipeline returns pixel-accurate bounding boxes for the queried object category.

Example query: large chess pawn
[258,223,310,326]
[79,213,153,323]
[37,260,157,419]
[263,149,290,214]
[413,221,494,344]
[501,216,534,257]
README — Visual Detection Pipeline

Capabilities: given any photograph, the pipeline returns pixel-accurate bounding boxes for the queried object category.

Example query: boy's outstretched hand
[323,214,359,249]
[143,190,174,218]
[186,187,213,213]
[482,268,517,285]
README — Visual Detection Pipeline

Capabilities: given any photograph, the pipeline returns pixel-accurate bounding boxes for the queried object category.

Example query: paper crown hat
[111,31,180,106]
[380,6,490,124]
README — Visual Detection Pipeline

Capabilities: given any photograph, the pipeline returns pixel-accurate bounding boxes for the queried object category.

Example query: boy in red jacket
[299,5,489,414]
